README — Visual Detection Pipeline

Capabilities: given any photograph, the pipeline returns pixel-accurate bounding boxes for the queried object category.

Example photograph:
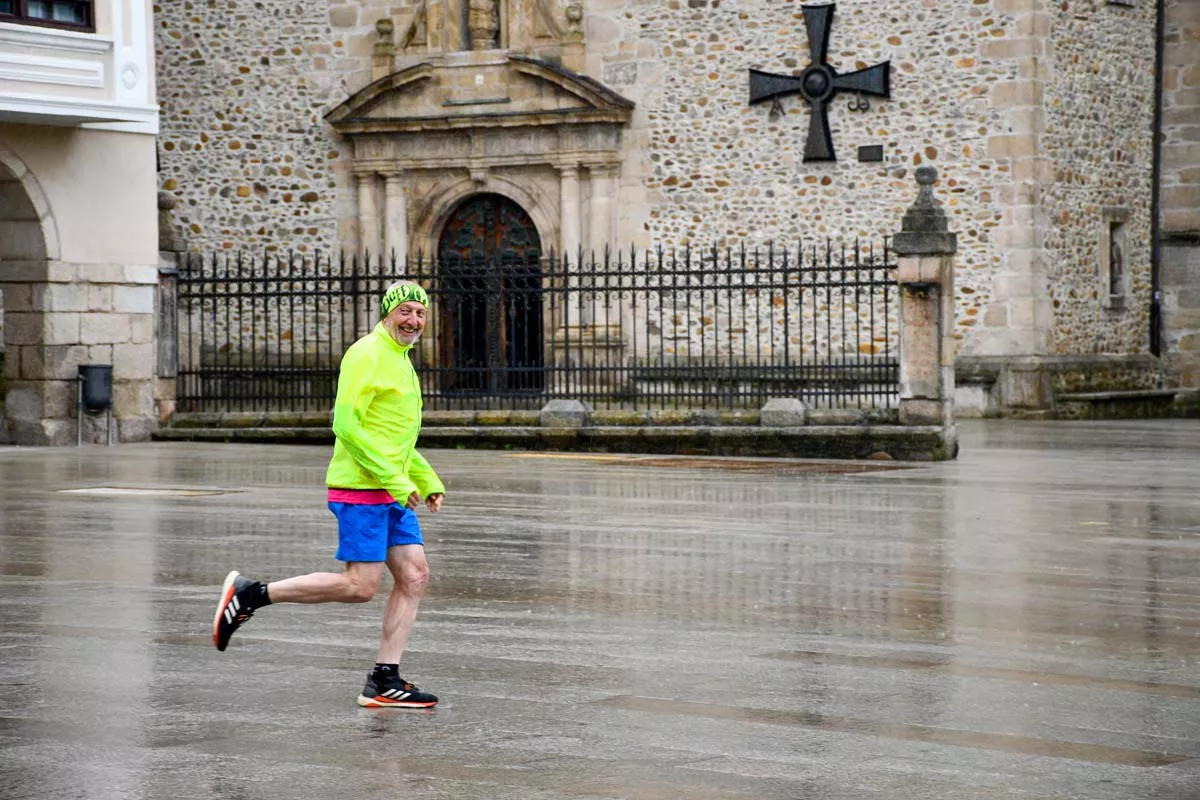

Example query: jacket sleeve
[331,346,419,500]
[408,449,445,497]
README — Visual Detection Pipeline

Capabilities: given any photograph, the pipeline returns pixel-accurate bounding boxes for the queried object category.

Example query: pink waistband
[327,488,396,505]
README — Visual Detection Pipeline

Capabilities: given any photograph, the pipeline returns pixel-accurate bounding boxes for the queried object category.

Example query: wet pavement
[1,420,1200,799]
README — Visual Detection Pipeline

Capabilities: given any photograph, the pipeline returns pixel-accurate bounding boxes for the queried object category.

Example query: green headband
[381,283,429,316]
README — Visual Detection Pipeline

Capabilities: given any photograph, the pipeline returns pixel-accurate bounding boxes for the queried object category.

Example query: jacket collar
[372,322,413,355]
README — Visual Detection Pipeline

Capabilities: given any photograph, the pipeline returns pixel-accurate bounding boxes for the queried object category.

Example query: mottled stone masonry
[585,0,1025,350]
[155,0,377,253]
[1161,0,1200,236]
[1042,0,1156,355]
[154,0,1160,365]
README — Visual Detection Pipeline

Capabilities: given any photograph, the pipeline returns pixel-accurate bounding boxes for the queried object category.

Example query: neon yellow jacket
[325,322,444,501]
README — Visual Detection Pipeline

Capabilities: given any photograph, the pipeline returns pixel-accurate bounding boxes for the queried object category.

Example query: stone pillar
[562,4,585,73]
[372,18,396,81]
[559,165,582,262]
[588,164,617,262]
[559,165,585,327]
[976,2,1054,408]
[1161,0,1200,387]
[356,172,381,259]
[892,167,957,427]
[383,172,408,265]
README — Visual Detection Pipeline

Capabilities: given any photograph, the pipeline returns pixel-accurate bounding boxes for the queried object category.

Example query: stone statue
[469,0,499,50]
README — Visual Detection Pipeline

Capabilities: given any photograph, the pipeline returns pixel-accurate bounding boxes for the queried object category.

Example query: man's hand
[405,491,420,510]
[425,493,444,512]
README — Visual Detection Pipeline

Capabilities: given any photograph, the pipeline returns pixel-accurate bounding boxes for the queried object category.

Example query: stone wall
[1042,0,1156,356]
[0,125,159,445]
[155,0,1160,373]
[154,0,354,252]
[1161,0,1200,386]
[1161,0,1199,236]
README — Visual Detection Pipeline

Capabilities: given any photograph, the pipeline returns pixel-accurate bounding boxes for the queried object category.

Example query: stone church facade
[154,0,1199,415]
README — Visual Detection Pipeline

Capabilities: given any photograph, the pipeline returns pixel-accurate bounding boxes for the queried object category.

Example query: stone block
[0,260,48,283]
[540,399,592,428]
[899,399,946,426]
[130,314,154,344]
[474,409,512,426]
[114,379,156,418]
[77,264,127,284]
[1010,157,1055,182]
[2,283,33,312]
[981,38,1044,61]
[999,368,1053,409]
[87,284,114,311]
[117,416,157,443]
[760,398,809,427]
[34,282,89,312]
[3,348,19,380]
[808,408,867,426]
[113,343,157,380]
[5,383,42,419]
[124,265,159,285]
[113,286,155,315]
[80,313,131,345]
[591,409,649,426]
[1163,185,1200,209]
[989,134,1040,159]
[44,262,75,283]
[994,0,1038,13]
[21,344,87,380]
[3,312,41,345]
[895,256,950,286]
[43,312,81,345]
[42,379,74,418]
[990,81,1043,109]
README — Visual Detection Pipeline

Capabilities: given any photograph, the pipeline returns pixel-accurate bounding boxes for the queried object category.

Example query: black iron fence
[176,242,899,413]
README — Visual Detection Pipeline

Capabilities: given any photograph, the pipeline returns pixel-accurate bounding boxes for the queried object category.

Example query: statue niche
[397,0,580,59]
[469,0,500,50]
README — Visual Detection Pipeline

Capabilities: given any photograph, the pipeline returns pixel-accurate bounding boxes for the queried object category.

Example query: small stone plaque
[858,144,884,162]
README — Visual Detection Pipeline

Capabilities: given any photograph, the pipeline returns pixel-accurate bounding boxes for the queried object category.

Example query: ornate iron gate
[175,239,899,413]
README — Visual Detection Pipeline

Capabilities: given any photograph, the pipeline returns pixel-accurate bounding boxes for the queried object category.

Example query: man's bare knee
[400,563,429,596]
[390,560,429,598]
[344,564,383,602]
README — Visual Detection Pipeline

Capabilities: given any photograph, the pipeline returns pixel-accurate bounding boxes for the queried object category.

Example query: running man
[212,280,445,709]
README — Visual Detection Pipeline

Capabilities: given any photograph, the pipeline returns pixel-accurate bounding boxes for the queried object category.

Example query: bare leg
[376,544,429,664]
[267,562,385,604]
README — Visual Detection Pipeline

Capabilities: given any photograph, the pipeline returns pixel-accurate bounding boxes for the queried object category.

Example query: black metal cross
[748,3,890,162]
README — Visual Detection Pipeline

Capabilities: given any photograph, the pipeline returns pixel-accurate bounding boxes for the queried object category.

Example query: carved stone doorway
[436,193,544,394]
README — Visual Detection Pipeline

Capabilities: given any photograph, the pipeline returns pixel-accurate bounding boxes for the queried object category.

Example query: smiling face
[383,300,427,345]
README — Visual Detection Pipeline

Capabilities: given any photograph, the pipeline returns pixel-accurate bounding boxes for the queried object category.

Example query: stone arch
[0,143,59,261]
[411,174,556,262]
[0,142,60,444]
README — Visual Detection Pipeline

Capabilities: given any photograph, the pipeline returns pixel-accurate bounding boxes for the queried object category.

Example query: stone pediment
[326,55,633,134]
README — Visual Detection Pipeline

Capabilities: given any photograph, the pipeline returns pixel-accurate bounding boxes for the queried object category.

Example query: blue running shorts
[329,502,424,563]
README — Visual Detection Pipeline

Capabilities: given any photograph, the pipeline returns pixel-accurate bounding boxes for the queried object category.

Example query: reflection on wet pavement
[1,420,1199,799]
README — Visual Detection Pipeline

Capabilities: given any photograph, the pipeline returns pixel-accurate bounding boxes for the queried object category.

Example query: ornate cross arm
[747,2,890,162]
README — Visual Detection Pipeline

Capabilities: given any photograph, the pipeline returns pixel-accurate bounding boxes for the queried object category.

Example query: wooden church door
[436,194,544,394]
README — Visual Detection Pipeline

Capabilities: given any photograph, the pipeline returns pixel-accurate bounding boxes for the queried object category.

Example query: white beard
[384,320,422,346]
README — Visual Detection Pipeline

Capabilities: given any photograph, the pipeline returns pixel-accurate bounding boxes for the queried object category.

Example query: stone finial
[565,4,584,31]
[374,18,396,55]
[157,190,183,253]
[372,18,396,80]
[893,166,958,256]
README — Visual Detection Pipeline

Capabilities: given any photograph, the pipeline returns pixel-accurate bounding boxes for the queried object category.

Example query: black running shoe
[213,570,257,651]
[357,674,439,708]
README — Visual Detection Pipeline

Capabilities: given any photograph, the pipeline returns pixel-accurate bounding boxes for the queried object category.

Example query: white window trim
[0,22,111,54]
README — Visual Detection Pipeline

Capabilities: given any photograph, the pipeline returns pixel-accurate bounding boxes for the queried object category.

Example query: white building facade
[0,0,160,445]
